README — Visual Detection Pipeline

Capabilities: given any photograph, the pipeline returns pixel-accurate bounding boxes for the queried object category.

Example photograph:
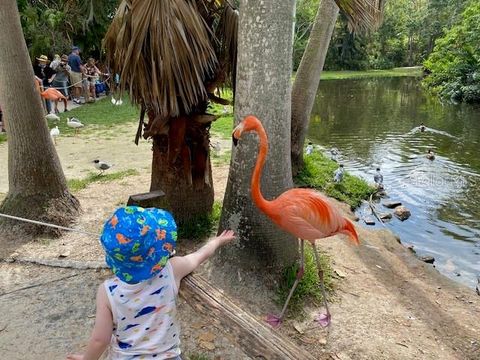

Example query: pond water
[309,77,480,289]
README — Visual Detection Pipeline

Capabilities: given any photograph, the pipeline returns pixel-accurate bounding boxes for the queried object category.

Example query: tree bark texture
[149,113,214,223]
[219,0,297,270]
[0,0,79,236]
[291,0,339,176]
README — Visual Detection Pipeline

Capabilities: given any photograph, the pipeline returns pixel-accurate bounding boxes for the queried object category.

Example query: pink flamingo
[232,115,359,328]
[35,78,68,113]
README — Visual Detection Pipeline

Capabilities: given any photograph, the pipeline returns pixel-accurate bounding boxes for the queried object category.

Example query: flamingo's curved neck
[251,124,270,212]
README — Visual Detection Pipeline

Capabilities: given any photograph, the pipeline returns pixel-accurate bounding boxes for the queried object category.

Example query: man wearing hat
[68,46,84,104]
[33,55,55,113]
[52,54,71,98]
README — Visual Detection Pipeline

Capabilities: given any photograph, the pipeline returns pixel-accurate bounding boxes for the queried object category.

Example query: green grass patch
[295,151,374,209]
[320,67,422,81]
[211,149,231,166]
[67,169,139,192]
[178,201,222,240]
[209,89,234,139]
[0,133,6,144]
[50,95,139,136]
[278,246,333,317]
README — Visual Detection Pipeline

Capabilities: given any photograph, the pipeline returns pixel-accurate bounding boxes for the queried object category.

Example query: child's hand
[213,230,236,246]
[66,355,84,360]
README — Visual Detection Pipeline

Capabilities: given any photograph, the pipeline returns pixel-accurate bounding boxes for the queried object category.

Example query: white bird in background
[111,97,123,106]
[50,126,60,145]
[67,117,84,136]
[45,113,60,122]
[210,141,221,157]
[93,159,113,174]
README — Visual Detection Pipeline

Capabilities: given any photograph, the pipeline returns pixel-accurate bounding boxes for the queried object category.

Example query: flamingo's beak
[232,123,243,146]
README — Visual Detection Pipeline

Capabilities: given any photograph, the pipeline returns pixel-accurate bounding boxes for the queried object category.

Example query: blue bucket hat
[100,206,177,284]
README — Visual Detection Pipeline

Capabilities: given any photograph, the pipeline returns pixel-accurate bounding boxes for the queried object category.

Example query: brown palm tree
[104,0,238,223]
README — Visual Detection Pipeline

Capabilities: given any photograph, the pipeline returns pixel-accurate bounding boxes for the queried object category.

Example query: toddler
[67,206,235,360]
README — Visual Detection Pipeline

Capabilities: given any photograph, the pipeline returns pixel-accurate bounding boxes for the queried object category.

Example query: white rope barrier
[0,212,99,237]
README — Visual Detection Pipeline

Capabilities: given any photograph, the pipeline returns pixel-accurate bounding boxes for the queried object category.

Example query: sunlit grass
[67,169,139,192]
[295,151,375,209]
[279,246,333,317]
[320,67,423,80]
[48,95,140,136]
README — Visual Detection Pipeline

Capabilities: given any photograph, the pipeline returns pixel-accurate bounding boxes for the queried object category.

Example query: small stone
[394,206,411,221]
[379,212,392,220]
[198,332,215,342]
[364,216,375,225]
[199,341,215,350]
[419,256,435,264]
[383,201,402,208]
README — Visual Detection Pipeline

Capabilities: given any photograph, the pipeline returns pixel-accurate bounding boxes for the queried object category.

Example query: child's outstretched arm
[66,284,113,360]
[170,230,235,288]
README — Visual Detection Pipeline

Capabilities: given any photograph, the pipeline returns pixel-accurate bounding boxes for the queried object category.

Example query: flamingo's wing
[269,189,346,241]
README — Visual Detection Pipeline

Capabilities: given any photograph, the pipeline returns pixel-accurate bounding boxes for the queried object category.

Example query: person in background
[50,54,61,70]
[33,55,55,113]
[333,164,344,183]
[52,55,71,98]
[68,46,84,104]
[84,58,102,102]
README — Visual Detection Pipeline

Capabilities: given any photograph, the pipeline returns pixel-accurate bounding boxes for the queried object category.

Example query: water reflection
[309,77,480,288]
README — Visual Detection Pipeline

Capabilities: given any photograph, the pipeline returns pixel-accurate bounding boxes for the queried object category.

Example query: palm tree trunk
[149,114,214,223]
[219,0,297,270]
[291,0,339,176]
[0,0,80,236]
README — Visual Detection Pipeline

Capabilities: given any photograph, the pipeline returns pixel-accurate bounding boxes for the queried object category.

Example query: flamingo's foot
[266,314,283,328]
[315,312,331,327]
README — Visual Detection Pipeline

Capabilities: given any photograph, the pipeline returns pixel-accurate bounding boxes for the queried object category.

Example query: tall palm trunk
[219,0,297,270]
[0,0,80,236]
[149,114,213,222]
[291,0,339,176]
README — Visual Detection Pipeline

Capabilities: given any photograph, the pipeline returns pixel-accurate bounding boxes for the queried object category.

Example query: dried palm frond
[104,0,218,118]
[334,0,385,32]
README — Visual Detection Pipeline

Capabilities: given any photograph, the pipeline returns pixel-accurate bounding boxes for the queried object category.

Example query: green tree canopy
[423,1,480,103]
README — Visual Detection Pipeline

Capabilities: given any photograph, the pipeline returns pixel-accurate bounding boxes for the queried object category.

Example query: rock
[394,206,411,221]
[364,216,376,225]
[379,212,392,220]
[383,201,402,209]
[419,255,435,264]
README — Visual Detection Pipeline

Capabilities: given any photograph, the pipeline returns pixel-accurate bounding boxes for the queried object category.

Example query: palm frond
[104,0,218,118]
[334,0,385,32]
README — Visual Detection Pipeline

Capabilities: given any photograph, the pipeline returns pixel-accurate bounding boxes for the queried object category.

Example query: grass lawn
[295,151,375,209]
[320,67,423,80]
[55,95,140,136]
[0,133,6,144]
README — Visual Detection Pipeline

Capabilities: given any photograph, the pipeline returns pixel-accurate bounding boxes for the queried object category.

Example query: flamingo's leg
[266,239,305,328]
[312,243,331,327]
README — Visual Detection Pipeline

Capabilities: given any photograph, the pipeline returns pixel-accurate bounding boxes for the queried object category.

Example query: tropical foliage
[423,1,480,103]
[17,0,117,59]
[294,0,468,71]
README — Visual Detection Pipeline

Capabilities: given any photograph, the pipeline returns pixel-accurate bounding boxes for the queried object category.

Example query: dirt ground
[0,122,479,359]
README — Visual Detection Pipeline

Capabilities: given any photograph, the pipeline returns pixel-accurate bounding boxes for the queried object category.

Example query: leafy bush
[423,2,480,103]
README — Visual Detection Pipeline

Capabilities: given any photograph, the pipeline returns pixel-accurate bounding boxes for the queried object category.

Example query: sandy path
[0,122,479,359]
